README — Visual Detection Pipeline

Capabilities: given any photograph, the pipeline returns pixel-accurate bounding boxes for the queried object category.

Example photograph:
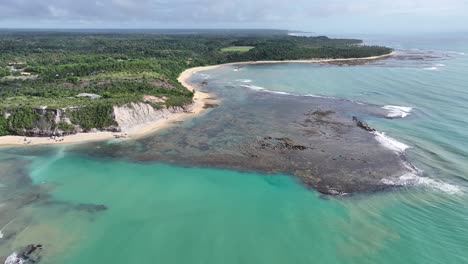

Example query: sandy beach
[0,51,393,147]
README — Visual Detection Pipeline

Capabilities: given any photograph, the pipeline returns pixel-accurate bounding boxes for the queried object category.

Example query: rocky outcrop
[3,245,42,264]
[352,116,376,132]
[113,102,190,132]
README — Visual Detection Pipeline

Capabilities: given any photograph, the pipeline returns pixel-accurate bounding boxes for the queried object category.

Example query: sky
[1,0,467,33]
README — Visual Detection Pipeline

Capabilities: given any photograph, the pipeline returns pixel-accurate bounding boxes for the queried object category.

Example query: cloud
[0,0,467,30]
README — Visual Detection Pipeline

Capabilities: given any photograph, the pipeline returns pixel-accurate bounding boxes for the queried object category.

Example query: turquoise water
[1,34,468,263]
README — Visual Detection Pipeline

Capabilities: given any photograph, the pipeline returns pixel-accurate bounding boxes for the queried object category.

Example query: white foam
[382,105,413,118]
[241,84,293,95]
[304,94,337,99]
[268,91,291,95]
[381,173,462,195]
[423,63,446,71]
[5,252,25,264]
[0,230,3,239]
[236,79,252,83]
[373,131,409,153]
[447,51,466,55]
[241,84,265,91]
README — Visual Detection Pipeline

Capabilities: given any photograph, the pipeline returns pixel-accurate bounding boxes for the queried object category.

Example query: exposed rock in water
[353,116,376,132]
[3,244,43,264]
[75,203,108,213]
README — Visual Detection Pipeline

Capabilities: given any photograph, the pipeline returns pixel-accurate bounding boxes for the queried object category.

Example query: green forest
[0,31,392,135]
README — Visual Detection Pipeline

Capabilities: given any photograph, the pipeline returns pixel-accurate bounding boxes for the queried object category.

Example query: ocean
[1,33,467,263]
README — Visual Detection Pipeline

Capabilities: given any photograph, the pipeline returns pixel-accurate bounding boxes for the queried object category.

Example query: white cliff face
[113,103,189,132]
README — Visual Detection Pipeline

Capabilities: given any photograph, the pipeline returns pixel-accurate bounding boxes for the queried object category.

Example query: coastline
[0,80,213,147]
[185,51,395,68]
[0,51,393,147]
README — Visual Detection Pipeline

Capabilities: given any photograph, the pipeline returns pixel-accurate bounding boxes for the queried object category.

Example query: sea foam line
[241,84,266,91]
[374,131,462,195]
[373,131,410,153]
[381,172,462,195]
[240,84,293,95]
[382,105,413,118]
[240,84,341,99]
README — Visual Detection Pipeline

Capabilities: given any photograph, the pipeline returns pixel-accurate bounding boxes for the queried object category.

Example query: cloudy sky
[1,0,467,33]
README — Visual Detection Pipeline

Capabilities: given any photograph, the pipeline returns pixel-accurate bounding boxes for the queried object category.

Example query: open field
[220,46,255,52]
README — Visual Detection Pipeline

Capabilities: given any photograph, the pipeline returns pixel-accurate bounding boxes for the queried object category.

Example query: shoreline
[0,81,213,147]
[185,51,395,69]
[0,51,393,147]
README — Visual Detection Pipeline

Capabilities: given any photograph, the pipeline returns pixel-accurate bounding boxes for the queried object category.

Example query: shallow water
[1,33,468,263]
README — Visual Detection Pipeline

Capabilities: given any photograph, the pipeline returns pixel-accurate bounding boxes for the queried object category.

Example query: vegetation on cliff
[69,103,117,131]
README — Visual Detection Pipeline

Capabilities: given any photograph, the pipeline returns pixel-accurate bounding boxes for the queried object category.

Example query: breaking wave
[241,84,266,91]
[5,252,25,264]
[374,131,463,195]
[382,105,413,118]
[373,131,410,153]
[240,84,342,99]
[240,84,293,95]
[381,172,462,195]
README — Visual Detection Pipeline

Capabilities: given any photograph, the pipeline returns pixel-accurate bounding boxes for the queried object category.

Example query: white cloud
[0,0,467,31]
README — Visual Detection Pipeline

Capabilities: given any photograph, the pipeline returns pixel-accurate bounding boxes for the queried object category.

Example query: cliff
[1,102,192,137]
[113,103,190,132]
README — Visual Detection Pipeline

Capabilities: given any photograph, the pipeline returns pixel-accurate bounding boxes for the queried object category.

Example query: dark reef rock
[203,103,219,109]
[353,116,376,132]
[75,203,108,213]
[69,87,411,195]
[255,137,308,151]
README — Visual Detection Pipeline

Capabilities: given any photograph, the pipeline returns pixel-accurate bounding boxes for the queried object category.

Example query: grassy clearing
[84,71,162,81]
[220,46,255,53]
